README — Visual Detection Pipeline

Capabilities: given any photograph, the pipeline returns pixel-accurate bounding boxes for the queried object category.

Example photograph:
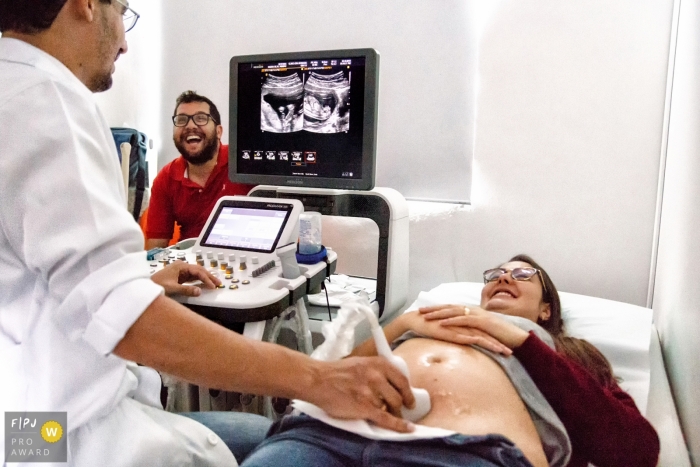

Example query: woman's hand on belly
[419,305,530,350]
[400,311,512,356]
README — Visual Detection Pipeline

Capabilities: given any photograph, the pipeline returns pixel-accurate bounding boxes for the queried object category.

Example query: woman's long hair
[509,254,616,388]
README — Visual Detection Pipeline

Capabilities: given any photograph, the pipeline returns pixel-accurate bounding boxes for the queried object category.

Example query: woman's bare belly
[393,338,548,467]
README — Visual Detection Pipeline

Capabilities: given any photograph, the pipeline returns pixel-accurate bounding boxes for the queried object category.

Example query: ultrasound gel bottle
[298,211,322,255]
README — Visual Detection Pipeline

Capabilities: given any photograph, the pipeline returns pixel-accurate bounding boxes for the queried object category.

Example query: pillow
[405,282,653,413]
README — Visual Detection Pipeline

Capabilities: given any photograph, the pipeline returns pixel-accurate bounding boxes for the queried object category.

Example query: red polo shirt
[146,145,254,241]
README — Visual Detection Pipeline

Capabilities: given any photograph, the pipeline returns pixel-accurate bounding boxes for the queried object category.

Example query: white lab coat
[0,38,237,466]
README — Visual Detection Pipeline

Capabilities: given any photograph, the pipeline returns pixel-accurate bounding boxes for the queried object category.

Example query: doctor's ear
[538,303,551,323]
[66,0,97,23]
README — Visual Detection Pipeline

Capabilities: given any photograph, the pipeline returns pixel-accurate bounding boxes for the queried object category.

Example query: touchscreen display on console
[200,204,291,253]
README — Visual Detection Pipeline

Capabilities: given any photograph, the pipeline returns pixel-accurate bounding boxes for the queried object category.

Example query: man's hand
[150,262,221,297]
[115,294,415,432]
[309,357,417,432]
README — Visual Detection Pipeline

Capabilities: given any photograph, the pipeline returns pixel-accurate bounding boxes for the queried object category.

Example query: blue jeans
[241,415,534,467]
[181,411,273,462]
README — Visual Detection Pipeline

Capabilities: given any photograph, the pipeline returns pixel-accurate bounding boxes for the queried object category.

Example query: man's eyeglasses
[114,0,140,33]
[172,113,217,127]
[483,267,547,293]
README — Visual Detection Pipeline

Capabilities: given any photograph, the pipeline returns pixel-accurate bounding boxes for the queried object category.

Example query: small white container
[298,211,322,255]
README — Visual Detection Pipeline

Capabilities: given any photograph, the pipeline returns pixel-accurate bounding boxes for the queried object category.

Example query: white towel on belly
[291,400,456,441]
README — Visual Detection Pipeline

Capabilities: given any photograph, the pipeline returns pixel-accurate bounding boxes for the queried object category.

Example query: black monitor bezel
[199,199,295,253]
[229,48,378,191]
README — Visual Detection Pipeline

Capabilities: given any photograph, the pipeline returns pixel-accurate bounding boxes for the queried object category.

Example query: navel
[420,354,444,366]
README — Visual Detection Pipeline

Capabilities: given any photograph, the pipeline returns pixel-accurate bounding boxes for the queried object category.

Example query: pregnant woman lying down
[241,254,659,467]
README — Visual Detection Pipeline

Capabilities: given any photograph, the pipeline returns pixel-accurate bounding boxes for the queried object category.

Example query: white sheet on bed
[405,282,653,414]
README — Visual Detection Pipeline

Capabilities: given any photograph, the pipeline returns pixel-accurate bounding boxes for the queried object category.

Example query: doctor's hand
[310,357,416,433]
[420,305,529,350]
[150,262,221,297]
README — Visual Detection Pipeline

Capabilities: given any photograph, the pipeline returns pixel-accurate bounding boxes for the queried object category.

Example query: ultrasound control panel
[148,196,336,327]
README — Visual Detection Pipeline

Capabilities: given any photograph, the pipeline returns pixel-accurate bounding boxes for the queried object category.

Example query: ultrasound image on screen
[304,71,350,133]
[235,53,369,184]
[261,74,305,133]
[260,70,350,134]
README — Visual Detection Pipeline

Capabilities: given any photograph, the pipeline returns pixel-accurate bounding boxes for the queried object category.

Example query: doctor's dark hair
[174,91,221,125]
[509,254,616,388]
[0,0,109,33]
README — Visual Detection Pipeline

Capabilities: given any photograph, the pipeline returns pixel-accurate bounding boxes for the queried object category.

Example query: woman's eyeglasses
[172,113,217,127]
[483,267,547,293]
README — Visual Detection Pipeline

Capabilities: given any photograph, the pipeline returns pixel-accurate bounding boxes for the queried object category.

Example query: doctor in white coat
[0,1,415,465]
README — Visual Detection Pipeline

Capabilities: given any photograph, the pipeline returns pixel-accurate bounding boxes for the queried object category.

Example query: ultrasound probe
[352,304,432,422]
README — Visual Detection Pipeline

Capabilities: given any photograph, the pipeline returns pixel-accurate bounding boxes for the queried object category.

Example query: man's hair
[0,0,110,34]
[174,91,221,125]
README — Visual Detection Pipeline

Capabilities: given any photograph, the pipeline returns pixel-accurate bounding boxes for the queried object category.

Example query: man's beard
[174,131,219,166]
[90,8,118,93]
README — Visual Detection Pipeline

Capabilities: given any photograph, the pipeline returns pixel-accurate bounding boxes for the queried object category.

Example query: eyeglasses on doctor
[172,113,217,127]
[113,0,140,33]
[483,267,547,293]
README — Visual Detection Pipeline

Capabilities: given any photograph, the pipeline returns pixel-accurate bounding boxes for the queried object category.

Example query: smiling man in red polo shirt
[146,91,254,249]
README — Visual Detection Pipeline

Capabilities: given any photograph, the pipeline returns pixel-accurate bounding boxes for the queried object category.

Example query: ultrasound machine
[230,48,409,324]
[150,196,335,352]
[152,48,409,417]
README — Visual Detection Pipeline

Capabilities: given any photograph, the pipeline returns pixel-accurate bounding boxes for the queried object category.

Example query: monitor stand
[248,186,409,323]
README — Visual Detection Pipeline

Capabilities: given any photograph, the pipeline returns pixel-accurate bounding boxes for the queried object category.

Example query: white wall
[406,0,674,307]
[652,0,700,462]
[158,0,479,201]
[93,0,162,185]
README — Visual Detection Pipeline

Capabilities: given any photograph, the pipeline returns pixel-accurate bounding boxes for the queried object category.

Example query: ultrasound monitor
[229,48,378,191]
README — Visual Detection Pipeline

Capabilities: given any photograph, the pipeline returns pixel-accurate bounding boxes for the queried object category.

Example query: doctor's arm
[113,295,416,432]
